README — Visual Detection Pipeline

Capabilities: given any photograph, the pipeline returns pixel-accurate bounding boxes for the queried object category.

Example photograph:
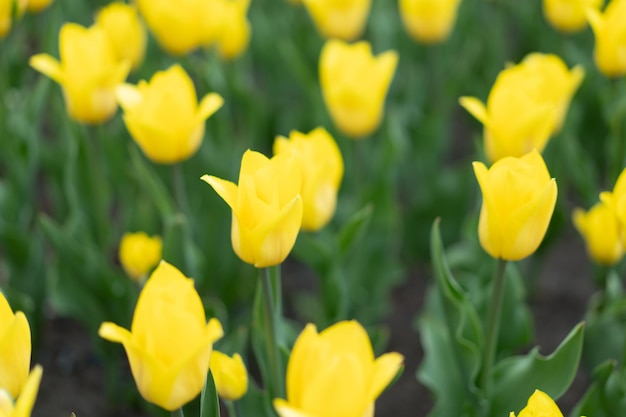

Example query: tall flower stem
[261,265,285,399]
[480,259,508,401]
[226,400,240,417]
[171,408,185,417]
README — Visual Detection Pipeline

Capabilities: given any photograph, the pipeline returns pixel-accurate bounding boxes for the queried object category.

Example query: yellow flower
[215,0,251,60]
[460,53,583,163]
[116,64,223,164]
[273,320,403,417]
[543,0,603,33]
[29,23,130,124]
[99,261,224,411]
[136,0,208,55]
[600,167,626,245]
[202,150,303,268]
[119,232,163,281]
[399,0,462,44]
[510,390,563,417]
[26,0,53,13]
[473,150,558,261]
[210,351,248,401]
[0,292,31,400]
[301,0,371,41]
[95,2,147,71]
[0,365,43,417]
[273,127,343,231]
[587,0,626,77]
[0,0,27,38]
[573,202,623,265]
[320,40,398,139]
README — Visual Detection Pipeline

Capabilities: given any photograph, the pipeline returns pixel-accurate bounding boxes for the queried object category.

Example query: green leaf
[572,360,626,417]
[337,204,373,256]
[200,370,220,417]
[130,145,175,219]
[489,322,585,417]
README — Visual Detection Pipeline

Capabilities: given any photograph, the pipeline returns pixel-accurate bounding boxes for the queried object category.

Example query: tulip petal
[99,322,132,344]
[29,54,65,84]
[320,320,375,364]
[197,93,224,122]
[459,96,489,125]
[367,352,404,400]
[202,175,239,210]
[239,150,271,182]
[273,399,317,417]
[473,161,504,258]
[285,324,319,405]
[12,365,43,417]
[0,293,13,324]
[116,84,143,111]
[585,7,604,34]
[0,312,31,398]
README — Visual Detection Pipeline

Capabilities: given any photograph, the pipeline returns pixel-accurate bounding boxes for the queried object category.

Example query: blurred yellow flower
[460,53,583,163]
[202,150,303,268]
[95,2,146,71]
[99,261,224,411]
[0,365,43,417]
[473,150,557,261]
[510,390,563,417]
[26,0,53,13]
[0,292,31,400]
[210,351,248,401]
[587,0,626,77]
[573,202,623,265]
[116,64,223,164]
[543,0,603,33]
[273,127,343,231]
[119,232,162,281]
[0,0,27,38]
[273,320,403,417]
[600,167,626,245]
[320,40,398,138]
[29,23,130,124]
[302,0,371,41]
[399,0,462,44]
[215,0,251,60]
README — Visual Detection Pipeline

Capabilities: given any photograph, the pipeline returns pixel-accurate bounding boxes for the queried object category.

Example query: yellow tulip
[510,390,564,417]
[202,150,303,268]
[215,0,251,60]
[26,0,53,13]
[587,0,626,77]
[573,202,623,265]
[210,351,248,401]
[95,2,147,71]
[119,232,163,281]
[0,0,27,38]
[99,261,224,411]
[273,320,403,417]
[543,0,603,33]
[460,53,583,163]
[320,40,398,138]
[302,0,371,41]
[29,23,130,124]
[116,64,223,164]
[399,0,462,44]
[600,167,626,245]
[0,292,31,400]
[473,150,558,261]
[0,365,43,417]
[136,0,209,55]
[273,127,343,231]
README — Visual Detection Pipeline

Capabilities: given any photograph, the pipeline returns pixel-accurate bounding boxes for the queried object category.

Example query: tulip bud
[116,64,223,164]
[99,261,224,411]
[573,202,623,265]
[95,2,147,71]
[0,0,27,38]
[273,320,403,417]
[301,0,371,41]
[214,0,251,60]
[510,390,564,417]
[118,232,162,281]
[600,167,626,245]
[0,292,31,400]
[399,0,462,44]
[26,0,53,13]
[543,0,603,33]
[0,365,43,417]
[587,0,626,77]
[202,150,303,268]
[473,150,557,261]
[320,40,398,139]
[210,351,248,401]
[273,127,343,231]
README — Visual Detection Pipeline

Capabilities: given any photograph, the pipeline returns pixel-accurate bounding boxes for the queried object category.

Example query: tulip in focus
[273,127,343,231]
[273,320,403,417]
[0,365,43,417]
[473,150,558,261]
[95,2,147,71]
[26,0,53,13]
[600,167,626,245]
[116,64,223,164]
[320,40,398,138]
[460,53,583,163]
[214,0,251,60]
[302,0,371,41]
[573,202,623,265]
[399,0,462,44]
[99,261,224,411]
[587,0,626,77]
[0,0,27,38]
[202,150,303,268]
[0,292,32,400]
[29,23,130,124]
[510,390,564,417]
[119,232,162,281]
[543,0,603,33]
[210,351,248,401]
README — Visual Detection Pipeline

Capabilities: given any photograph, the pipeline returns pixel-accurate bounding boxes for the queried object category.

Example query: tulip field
[2,0,626,416]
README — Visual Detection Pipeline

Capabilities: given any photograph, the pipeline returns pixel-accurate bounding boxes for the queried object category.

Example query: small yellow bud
[118,232,162,281]
[95,2,147,71]
[210,351,248,401]
[399,0,462,44]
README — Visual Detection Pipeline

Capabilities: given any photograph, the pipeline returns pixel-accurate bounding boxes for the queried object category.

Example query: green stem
[226,400,240,417]
[171,408,185,417]
[172,163,189,216]
[261,265,285,399]
[480,259,508,401]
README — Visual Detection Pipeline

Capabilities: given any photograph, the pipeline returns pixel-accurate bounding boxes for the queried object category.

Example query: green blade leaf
[200,370,220,417]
